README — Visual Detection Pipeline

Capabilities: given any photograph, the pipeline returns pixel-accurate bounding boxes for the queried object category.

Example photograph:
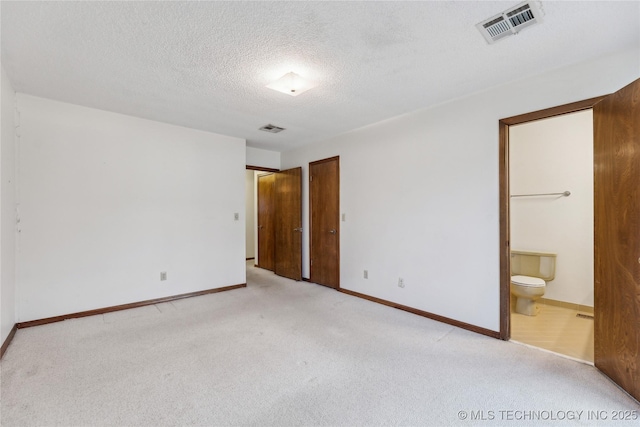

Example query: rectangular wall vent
[576,313,594,320]
[477,2,543,44]
[259,124,286,133]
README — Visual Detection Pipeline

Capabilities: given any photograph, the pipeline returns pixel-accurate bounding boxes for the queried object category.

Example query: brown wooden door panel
[274,167,302,280]
[594,78,640,402]
[257,173,275,271]
[310,157,340,288]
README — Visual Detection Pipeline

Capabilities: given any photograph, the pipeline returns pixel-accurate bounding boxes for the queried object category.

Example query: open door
[593,78,640,402]
[257,173,275,271]
[274,167,302,281]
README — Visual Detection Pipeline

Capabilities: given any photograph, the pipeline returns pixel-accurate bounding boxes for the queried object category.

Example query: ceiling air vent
[259,124,286,134]
[477,1,543,44]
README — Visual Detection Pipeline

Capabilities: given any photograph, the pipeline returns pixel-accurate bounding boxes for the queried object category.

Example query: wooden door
[274,167,302,280]
[594,78,640,402]
[257,173,275,271]
[310,157,340,288]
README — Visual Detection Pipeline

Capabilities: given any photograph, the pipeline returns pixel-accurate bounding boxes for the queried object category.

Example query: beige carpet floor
[1,262,638,426]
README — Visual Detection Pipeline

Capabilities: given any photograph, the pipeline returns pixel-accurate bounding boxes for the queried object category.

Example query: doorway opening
[245,166,279,268]
[500,80,640,402]
[498,96,605,345]
[246,165,303,281]
[508,110,594,363]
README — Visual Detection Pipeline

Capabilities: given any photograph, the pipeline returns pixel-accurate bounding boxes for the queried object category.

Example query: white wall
[246,146,280,170]
[16,95,246,322]
[1,66,17,343]
[281,49,639,332]
[510,111,594,307]
[245,170,255,259]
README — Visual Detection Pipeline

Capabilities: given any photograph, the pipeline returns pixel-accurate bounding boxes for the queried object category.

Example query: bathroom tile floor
[511,302,594,363]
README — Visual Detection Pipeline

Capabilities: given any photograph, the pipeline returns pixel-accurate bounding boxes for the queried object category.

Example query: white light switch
[234,213,239,221]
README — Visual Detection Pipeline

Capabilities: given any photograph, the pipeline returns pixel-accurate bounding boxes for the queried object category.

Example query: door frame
[498,95,607,340]
[246,165,279,268]
[256,172,276,270]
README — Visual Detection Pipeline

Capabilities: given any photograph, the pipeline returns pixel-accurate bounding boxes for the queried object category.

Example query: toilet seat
[511,275,545,287]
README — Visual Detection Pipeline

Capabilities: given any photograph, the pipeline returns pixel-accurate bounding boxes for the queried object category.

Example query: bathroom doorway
[499,80,640,402]
[507,110,594,363]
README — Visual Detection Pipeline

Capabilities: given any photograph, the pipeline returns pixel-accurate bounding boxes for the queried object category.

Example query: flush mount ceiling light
[266,72,315,97]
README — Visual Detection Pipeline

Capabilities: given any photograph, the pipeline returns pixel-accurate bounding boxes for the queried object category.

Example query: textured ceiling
[2,1,639,152]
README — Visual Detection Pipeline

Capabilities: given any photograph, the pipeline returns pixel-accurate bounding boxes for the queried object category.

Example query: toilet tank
[511,250,556,282]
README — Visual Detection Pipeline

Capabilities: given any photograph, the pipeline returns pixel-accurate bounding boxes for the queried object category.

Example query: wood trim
[305,279,338,289]
[246,165,279,172]
[540,298,594,314]
[309,155,340,166]
[499,120,510,340]
[336,158,340,289]
[498,95,608,341]
[16,284,247,329]
[339,288,500,339]
[500,96,607,126]
[0,324,18,359]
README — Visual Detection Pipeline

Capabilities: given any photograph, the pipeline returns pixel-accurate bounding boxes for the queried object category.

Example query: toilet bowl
[511,275,546,316]
[510,250,556,317]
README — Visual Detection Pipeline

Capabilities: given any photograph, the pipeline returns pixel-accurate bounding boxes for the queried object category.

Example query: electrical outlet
[234,213,239,221]
[398,278,404,288]
[160,272,167,281]
[364,270,368,279]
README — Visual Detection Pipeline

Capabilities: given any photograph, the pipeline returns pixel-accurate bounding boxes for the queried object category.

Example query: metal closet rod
[510,191,571,198]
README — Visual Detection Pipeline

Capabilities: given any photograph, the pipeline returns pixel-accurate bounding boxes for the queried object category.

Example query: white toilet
[510,250,556,316]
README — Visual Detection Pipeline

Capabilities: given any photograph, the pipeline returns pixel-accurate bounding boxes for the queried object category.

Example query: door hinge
[309,175,313,182]
[310,259,313,265]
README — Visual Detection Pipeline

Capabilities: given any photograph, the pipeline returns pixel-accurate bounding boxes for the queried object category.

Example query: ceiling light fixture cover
[266,72,315,96]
